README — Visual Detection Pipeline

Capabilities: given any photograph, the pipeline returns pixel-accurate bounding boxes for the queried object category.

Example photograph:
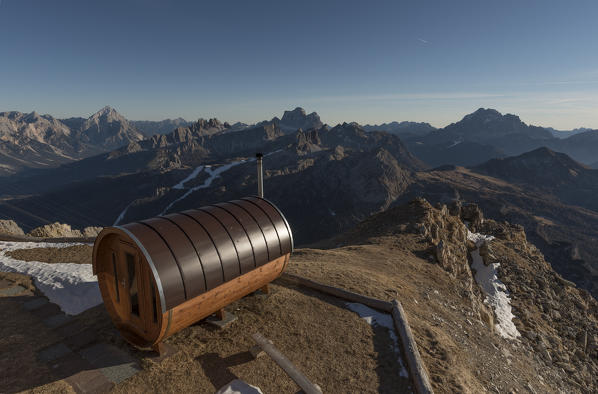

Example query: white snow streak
[172,165,204,190]
[113,200,134,225]
[160,159,251,215]
[467,230,521,340]
[346,303,410,378]
[0,241,102,315]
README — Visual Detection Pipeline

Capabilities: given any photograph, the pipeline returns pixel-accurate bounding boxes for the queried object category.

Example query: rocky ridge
[363,121,436,136]
[28,223,102,238]
[335,198,598,391]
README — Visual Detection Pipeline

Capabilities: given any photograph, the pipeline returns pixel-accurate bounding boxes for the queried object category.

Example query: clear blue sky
[1,0,597,129]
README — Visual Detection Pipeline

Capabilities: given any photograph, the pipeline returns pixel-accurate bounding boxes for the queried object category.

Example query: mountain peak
[89,106,124,122]
[464,108,502,120]
[283,107,307,117]
[474,147,590,186]
[97,106,117,115]
[278,107,323,133]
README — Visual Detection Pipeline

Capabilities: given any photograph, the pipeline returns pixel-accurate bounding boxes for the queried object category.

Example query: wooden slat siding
[252,332,322,394]
[279,273,393,312]
[165,255,288,338]
[392,299,434,394]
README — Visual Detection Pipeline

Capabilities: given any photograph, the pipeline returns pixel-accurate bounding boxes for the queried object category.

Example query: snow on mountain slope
[468,230,520,340]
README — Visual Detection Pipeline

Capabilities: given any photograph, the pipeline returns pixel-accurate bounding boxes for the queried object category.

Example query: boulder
[28,222,83,238]
[461,203,484,231]
[82,226,103,238]
[0,219,25,236]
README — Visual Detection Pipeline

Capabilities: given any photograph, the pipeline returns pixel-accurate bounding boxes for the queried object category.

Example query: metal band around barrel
[116,225,168,314]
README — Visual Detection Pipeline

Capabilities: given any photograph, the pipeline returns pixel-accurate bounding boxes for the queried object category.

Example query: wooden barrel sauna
[92,196,293,350]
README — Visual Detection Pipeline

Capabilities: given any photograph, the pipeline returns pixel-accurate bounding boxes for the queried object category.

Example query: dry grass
[5,245,92,265]
[289,237,560,393]
[114,283,409,394]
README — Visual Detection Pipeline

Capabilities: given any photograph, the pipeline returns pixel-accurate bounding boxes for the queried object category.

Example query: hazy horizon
[3,104,595,132]
[1,0,597,129]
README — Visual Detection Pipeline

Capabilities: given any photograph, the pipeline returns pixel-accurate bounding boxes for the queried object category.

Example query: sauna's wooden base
[111,253,289,349]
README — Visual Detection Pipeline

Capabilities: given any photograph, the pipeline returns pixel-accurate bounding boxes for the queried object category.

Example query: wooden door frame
[119,241,145,333]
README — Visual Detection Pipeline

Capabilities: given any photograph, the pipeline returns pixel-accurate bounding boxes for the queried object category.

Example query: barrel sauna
[92,196,293,352]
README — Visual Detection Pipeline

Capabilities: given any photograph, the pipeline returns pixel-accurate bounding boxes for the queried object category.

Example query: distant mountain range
[2,105,597,176]
[400,108,598,167]
[0,106,143,175]
[131,118,192,136]
[545,127,593,139]
[362,121,436,137]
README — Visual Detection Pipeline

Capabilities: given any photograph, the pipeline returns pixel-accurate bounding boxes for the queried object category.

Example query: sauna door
[119,243,145,333]
[117,242,161,340]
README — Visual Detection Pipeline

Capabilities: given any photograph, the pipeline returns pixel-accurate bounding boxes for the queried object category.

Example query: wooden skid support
[252,332,322,394]
[279,273,393,312]
[392,299,434,394]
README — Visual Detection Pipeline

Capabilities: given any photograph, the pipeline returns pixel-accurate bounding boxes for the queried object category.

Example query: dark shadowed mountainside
[362,121,436,137]
[474,148,598,211]
[131,118,192,136]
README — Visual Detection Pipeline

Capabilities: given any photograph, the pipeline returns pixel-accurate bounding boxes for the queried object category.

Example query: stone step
[0,285,26,296]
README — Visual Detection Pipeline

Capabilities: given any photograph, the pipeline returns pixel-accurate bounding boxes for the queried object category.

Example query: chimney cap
[256,152,263,158]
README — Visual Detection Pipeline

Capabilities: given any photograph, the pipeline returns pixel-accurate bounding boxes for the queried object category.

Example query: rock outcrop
[82,226,103,237]
[0,220,25,236]
[28,222,83,238]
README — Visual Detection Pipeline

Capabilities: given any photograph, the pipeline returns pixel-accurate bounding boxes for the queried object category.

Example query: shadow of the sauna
[0,293,137,393]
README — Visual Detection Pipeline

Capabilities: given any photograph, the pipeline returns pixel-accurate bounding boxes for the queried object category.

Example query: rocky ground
[304,198,598,392]
[0,256,409,393]
[5,245,91,265]
[0,220,101,239]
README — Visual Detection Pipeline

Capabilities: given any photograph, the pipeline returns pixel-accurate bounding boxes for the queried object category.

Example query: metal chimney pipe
[256,152,264,198]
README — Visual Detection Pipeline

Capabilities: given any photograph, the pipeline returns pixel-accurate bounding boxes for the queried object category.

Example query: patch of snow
[215,379,263,394]
[346,303,409,378]
[447,140,462,148]
[0,241,102,315]
[328,209,336,216]
[467,230,521,340]
[467,231,494,245]
[172,165,204,190]
[161,158,251,215]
